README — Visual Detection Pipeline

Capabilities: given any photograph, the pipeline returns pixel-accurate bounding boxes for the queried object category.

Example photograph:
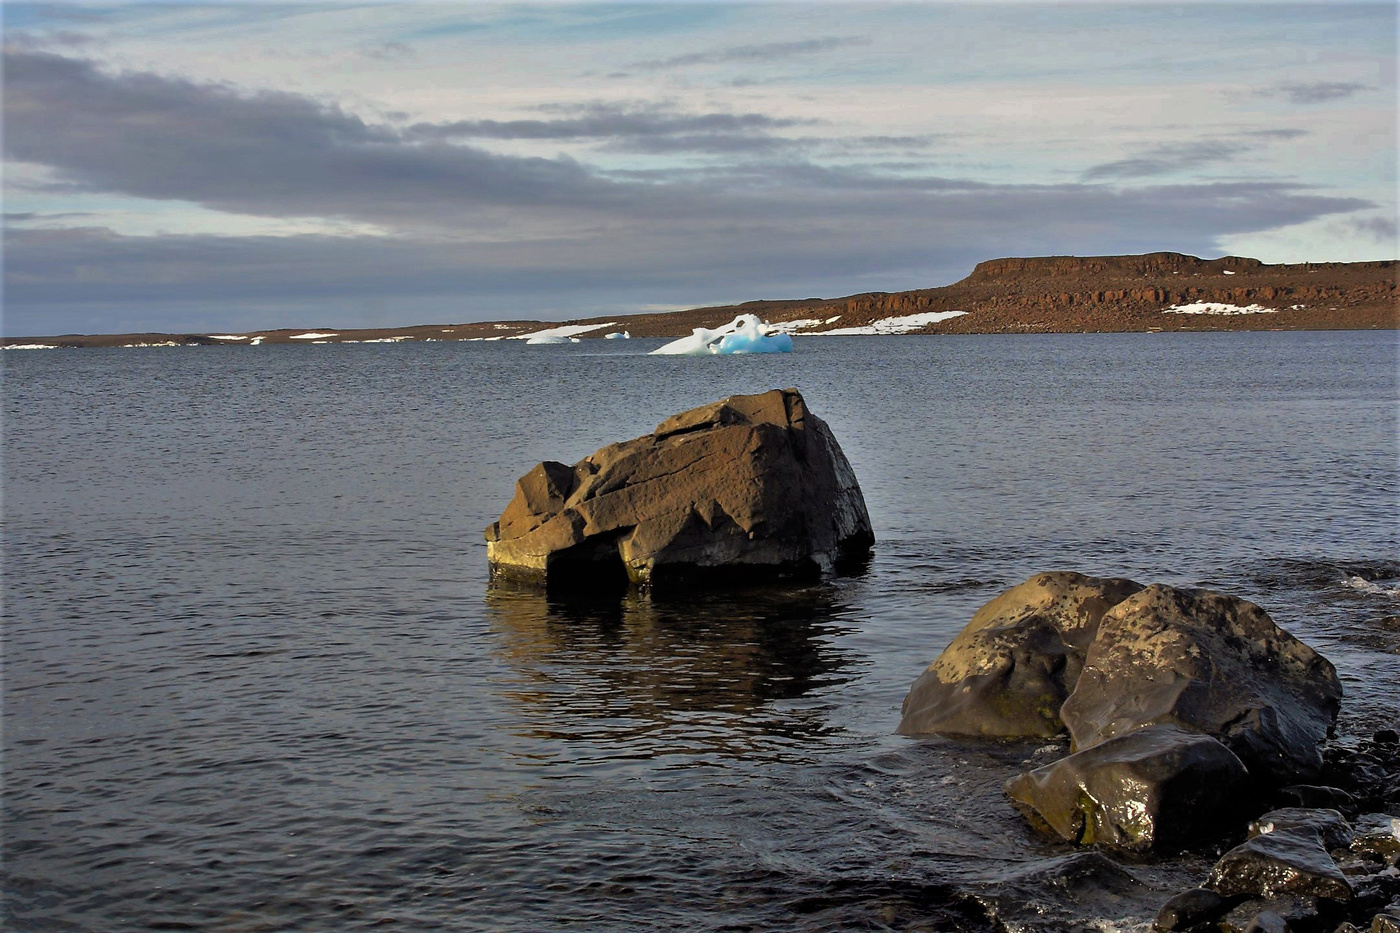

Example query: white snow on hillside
[1163,302,1278,315]
[814,310,968,335]
[511,322,616,340]
[289,332,339,339]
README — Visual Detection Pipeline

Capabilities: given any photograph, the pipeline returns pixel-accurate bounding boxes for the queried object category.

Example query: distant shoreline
[7,251,1394,349]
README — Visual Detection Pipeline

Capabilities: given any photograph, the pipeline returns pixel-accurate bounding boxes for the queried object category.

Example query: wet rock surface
[1207,818,1353,901]
[897,572,1142,738]
[1060,584,1343,785]
[484,388,873,590]
[1005,724,1252,852]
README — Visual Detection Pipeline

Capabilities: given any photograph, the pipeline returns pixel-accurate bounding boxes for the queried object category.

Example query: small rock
[1216,895,1331,933]
[1152,887,1227,932]
[1353,815,1400,859]
[1243,911,1289,933]
[1209,829,1353,901]
[1250,808,1355,851]
[1006,724,1252,851]
[1275,785,1359,815]
[1375,912,1400,933]
[1375,730,1399,746]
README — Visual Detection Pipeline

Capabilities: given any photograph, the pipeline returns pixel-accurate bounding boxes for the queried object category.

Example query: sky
[3,1,1396,336]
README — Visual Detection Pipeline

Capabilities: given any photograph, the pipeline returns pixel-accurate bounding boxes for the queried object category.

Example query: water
[4,332,1398,932]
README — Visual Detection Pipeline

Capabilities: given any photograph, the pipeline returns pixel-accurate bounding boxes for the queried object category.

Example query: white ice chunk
[650,314,793,355]
[604,331,631,339]
[2,343,57,350]
[289,332,339,339]
[512,322,615,340]
[249,336,265,345]
[814,310,968,336]
[1163,302,1277,315]
[525,334,580,345]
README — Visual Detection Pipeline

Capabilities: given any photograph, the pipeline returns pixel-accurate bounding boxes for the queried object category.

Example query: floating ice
[525,335,581,345]
[2,343,57,350]
[513,322,615,341]
[1163,302,1277,315]
[604,331,631,340]
[815,310,968,336]
[650,314,794,355]
[249,336,266,345]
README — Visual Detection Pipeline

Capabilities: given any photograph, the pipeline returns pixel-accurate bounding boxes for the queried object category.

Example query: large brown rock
[1060,584,1343,785]
[1005,724,1253,852]
[897,572,1143,738]
[484,388,874,589]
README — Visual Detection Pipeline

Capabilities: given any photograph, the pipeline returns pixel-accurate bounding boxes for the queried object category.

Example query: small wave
[1342,575,1400,598]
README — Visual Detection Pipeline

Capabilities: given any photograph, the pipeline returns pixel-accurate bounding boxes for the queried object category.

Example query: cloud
[2,51,1376,335]
[1265,82,1372,105]
[407,104,807,141]
[1083,129,1308,181]
[631,36,870,71]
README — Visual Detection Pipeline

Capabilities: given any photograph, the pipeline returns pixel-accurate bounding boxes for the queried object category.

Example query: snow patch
[815,310,968,336]
[512,322,615,340]
[1223,270,1236,275]
[768,318,824,334]
[208,335,249,341]
[289,332,339,339]
[525,335,581,345]
[2,343,57,350]
[1163,303,1277,315]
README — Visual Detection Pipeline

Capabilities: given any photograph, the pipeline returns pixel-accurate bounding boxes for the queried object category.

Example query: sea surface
[4,331,1398,932]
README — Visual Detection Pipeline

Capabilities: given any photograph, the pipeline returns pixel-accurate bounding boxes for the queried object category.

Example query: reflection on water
[485,582,863,763]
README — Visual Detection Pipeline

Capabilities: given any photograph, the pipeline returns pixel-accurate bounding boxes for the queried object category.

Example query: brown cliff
[7,252,1395,347]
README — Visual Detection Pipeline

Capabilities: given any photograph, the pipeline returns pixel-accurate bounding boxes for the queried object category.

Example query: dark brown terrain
[7,252,1395,348]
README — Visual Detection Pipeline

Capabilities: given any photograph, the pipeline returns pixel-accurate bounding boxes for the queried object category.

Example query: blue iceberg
[650,314,794,356]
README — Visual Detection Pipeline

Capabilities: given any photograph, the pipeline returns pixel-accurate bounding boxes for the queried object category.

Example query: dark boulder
[1249,809,1355,851]
[484,389,873,589]
[1005,724,1252,851]
[1208,825,1353,902]
[1152,887,1229,932]
[1351,814,1400,860]
[1060,584,1343,785]
[897,572,1142,738]
[1216,895,1337,933]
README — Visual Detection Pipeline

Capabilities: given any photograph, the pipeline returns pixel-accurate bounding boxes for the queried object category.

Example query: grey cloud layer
[1084,130,1308,180]
[2,51,1374,335]
[630,36,869,70]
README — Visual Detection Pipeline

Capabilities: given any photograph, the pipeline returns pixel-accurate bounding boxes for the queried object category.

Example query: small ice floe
[123,341,181,348]
[1163,302,1278,315]
[1343,576,1400,598]
[249,336,266,345]
[289,332,339,339]
[815,309,968,336]
[512,322,616,341]
[650,314,794,355]
[2,343,57,350]
[604,331,631,340]
[525,334,581,345]
[208,334,249,341]
[346,336,412,344]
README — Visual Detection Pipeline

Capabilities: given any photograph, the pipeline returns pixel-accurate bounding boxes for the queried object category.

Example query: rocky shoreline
[6,252,1394,348]
[486,388,1399,933]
